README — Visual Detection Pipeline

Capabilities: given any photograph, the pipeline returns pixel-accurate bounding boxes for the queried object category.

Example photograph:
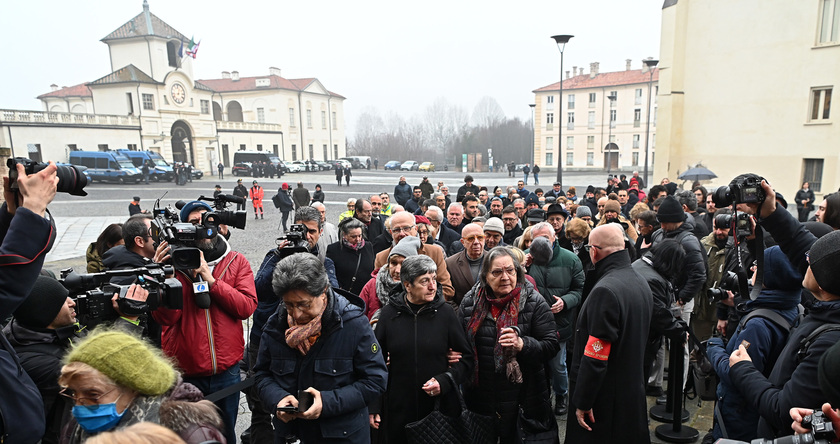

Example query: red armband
[583,335,611,361]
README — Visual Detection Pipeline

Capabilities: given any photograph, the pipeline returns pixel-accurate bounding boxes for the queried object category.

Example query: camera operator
[0,161,59,442]
[726,178,840,440]
[4,275,147,443]
[245,206,338,443]
[151,200,257,444]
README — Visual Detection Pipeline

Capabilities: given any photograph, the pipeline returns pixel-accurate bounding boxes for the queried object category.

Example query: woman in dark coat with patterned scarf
[327,218,375,296]
[460,247,560,443]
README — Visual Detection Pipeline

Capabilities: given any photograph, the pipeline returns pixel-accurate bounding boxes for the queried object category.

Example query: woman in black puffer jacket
[460,247,560,443]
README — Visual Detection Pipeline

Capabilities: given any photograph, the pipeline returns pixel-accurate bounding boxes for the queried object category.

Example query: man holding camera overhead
[151,200,257,444]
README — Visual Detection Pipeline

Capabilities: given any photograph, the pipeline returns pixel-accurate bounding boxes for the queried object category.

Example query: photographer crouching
[151,200,257,444]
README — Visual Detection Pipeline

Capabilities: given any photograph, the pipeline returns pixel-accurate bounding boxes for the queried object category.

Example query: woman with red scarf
[460,247,560,443]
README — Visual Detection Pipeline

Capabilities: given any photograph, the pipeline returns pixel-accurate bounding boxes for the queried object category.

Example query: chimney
[231,71,240,81]
[221,71,230,79]
[589,62,599,78]
[626,59,632,71]
[642,58,652,73]
[269,67,281,77]
[572,66,578,76]
[565,70,570,79]
[50,84,58,91]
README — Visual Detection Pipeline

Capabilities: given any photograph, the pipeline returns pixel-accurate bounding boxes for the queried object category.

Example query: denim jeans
[184,364,241,444]
[548,341,568,398]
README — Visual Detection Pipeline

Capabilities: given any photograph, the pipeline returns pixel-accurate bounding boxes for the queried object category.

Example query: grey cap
[483,217,504,235]
[389,236,421,260]
[576,206,592,218]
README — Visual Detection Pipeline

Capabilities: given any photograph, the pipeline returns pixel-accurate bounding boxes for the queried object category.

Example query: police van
[68,151,142,183]
[117,150,174,181]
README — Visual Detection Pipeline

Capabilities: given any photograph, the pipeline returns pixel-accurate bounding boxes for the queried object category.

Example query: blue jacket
[706,246,800,441]
[393,182,412,206]
[254,288,387,443]
[249,248,338,348]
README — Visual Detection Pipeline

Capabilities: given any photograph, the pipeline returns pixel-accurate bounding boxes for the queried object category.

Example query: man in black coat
[456,175,480,203]
[233,179,248,211]
[567,224,652,444]
[795,181,815,222]
[354,199,385,241]
[404,186,423,214]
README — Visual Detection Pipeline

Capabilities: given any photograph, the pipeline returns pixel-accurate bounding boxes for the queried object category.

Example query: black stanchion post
[655,338,699,442]
[650,337,689,423]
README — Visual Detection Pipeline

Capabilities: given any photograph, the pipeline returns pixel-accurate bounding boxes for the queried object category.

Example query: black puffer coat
[326,241,375,296]
[651,216,707,304]
[459,280,559,442]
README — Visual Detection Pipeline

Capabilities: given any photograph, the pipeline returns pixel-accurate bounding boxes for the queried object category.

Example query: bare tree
[470,96,506,128]
[424,97,468,165]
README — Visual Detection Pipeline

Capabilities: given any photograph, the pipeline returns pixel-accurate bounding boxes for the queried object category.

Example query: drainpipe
[297,90,305,161]
[327,95,333,160]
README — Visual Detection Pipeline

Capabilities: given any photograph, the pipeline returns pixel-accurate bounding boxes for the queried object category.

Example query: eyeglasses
[583,244,602,252]
[489,267,516,278]
[285,297,320,311]
[463,235,486,243]
[59,387,118,406]
[502,217,518,222]
[417,229,429,235]
[390,225,416,234]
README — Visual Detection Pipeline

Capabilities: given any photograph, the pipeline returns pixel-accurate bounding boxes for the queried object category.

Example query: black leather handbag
[405,372,495,444]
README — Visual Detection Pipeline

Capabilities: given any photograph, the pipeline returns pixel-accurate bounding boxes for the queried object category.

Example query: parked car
[314,161,332,171]
[183,163,203,179]
[515,163,528,172]
[232,162,252,176]
[331,160,352,170]
[384,160,401,170]
[233,151,285,175]
[400,160,419,171]
[286,162,303,173]
[418,162,435,172]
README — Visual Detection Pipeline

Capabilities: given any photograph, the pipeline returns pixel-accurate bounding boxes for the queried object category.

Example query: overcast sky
[0,0,662,137]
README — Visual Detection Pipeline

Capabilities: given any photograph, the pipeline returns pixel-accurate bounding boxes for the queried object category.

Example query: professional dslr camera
[199,193,248,227]
[712,173,766,209]
[715,411,836,444]
[707,271,740,302]
[60,264,182,328]
[274,224,310,258]
[7,157,88,196]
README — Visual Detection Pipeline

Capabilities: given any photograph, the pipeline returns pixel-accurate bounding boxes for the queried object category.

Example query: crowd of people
[4,161,840,444]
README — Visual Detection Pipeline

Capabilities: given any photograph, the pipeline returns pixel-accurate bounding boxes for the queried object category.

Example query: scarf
[466,285,523,385]
[374,264,400,307]
[285,297,327,356]
[341,237,366,251]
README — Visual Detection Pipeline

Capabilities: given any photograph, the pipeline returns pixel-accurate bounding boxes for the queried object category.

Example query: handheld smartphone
[276,405,299,413]
[275,390,315,414]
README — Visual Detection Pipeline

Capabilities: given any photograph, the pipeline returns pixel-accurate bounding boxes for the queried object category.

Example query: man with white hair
[566,224,652,443]
[445,202,466,235]
[312,201,339,262]
[373,211,455,301]
[425,205,459,253]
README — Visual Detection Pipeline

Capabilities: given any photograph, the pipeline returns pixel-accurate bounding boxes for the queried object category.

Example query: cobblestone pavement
[44,168,713,443]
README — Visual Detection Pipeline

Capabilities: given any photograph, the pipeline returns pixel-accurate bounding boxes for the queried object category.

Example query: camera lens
[712,186,732,208]
[24,160,88,197]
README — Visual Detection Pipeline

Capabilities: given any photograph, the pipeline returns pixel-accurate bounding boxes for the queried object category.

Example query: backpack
[0,333,46,443]
[271,193,282,209]
[796,323,840,364]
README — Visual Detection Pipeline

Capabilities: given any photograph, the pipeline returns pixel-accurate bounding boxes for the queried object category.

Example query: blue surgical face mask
[72,395,126,433]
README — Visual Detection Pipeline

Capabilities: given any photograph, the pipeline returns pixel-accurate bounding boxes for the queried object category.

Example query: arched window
[166,41,180,68]
[227,101,243,122]
[213,102,222,121]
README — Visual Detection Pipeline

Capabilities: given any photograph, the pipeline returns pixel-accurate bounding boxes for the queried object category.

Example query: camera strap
[749,226,765,301]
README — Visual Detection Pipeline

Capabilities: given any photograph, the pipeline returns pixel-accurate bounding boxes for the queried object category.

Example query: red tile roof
[37,83,92,99]
[196,75,345,98]
[533,68,659,92]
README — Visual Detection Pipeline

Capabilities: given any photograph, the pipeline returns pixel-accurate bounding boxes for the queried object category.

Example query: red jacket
[153,250,257,376]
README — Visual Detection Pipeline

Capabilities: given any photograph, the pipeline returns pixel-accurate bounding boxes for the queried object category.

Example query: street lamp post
[551,34,573,186]
[606,93,617,176]
[642,58,659,189]
[529,104,536,167]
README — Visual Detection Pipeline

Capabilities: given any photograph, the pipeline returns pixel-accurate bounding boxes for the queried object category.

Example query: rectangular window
[142,93,154,110]
[566,152,574,166]
[273,144,279,155]
[810,87,833,121]
[566,136,573,149]
[652,134,656,148]
[289,108,296,127]
[334,144,339,159]
[655,86,659,103]
[546,113,554,125]
[632,152,639,166]
[257,108,265,124]
[257,144,263,151]
[306,109,312,128]
[589,93,596,108]
[332,111,337,128]
[635,88,643,105]
[588,111,595,129]
[200,100,210,114]
[568,94,575,110]
[587,135,595,150]
[567,112,575,130]
[291,144,297,161]
[804,159,825,191]
[126,93,133,115]
[545,153,553,166]
[321,111,327,129]
[98,144,108,151]
[546,95,554,110]
[126,144,137,150]
[586,152,594,166]
[309,144,314,159]
[239,144,246,150]
[323,144,328,160]
[633,134,640,148]
[634,109,642,127]
[654,107,658,126]
[546,136,554,151]
[610,91,618,107]
[610,109,617,128]
[67,144,78,151]
[610,135,616,143]
[820,0,840,43]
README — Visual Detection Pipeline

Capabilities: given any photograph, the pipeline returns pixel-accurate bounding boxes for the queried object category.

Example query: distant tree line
[347,96,532,167]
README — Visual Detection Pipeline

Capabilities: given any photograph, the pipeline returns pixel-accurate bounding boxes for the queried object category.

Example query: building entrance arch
[171,121,194,165]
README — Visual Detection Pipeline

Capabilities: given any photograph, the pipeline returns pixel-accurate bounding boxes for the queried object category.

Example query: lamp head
[643,59,660,68]
[551,35,574,45]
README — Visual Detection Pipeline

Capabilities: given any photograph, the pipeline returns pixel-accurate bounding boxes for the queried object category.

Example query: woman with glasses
[460,247,560,443]
[254,253,387,444]
[416,215,448,255]
[369,255,474,442]
[58,330,225,444]
[359,236,420,321]
[327,218,375,296]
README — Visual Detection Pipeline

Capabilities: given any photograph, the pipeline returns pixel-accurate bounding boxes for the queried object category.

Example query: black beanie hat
[808,230,840,296]
[656,196,687,223]
[819,341,840,406]
[14,275,69,329]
